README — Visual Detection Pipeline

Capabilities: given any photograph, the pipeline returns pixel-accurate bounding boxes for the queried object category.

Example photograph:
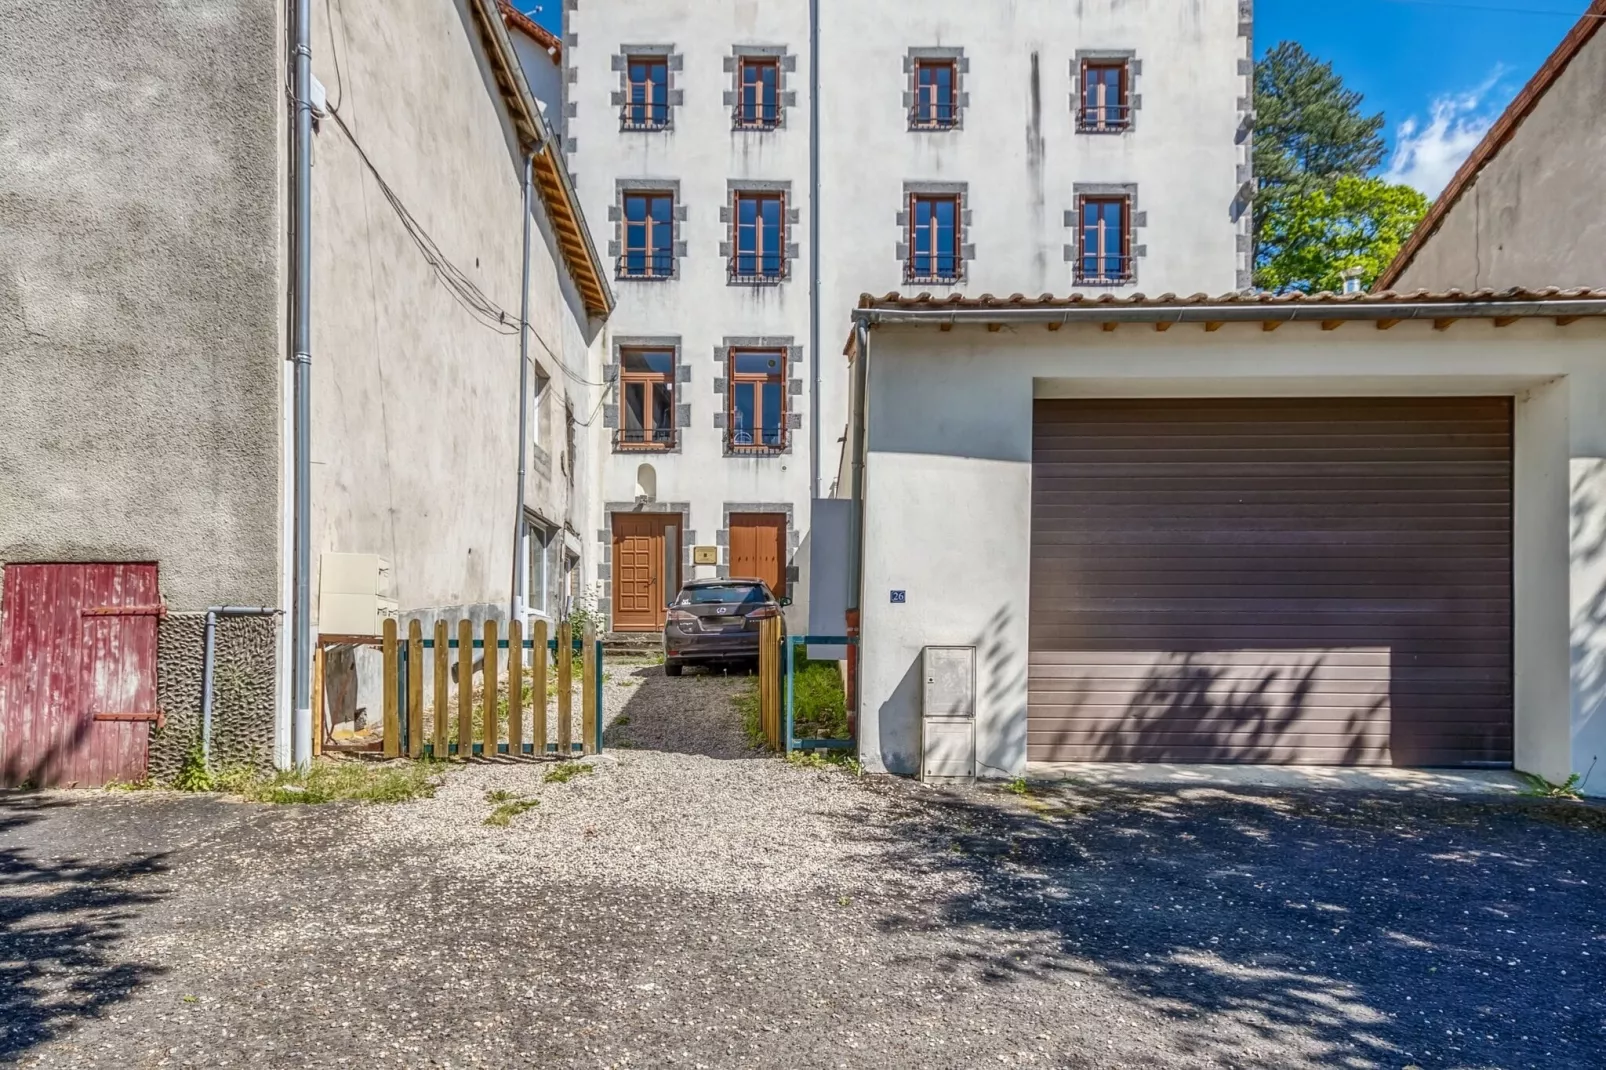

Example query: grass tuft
[785,748,860,775]
[484,793,540,827]
[544,761,594,784]
[1518,771,1584,800]
[239,760,443,805]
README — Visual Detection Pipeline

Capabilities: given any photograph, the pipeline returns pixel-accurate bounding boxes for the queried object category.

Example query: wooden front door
[729,513,787,597]
[612,514,679,631]
[0,563,161,787]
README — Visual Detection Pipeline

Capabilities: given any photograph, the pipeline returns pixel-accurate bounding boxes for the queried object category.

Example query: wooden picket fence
[378,617,601,760]
[756,615,785,751]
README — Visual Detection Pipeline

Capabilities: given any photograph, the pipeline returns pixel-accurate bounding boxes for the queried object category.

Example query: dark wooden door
[1029,397,1513,767]
[729,513,786,597]
[1,564,161,787]
[612,515,678,631]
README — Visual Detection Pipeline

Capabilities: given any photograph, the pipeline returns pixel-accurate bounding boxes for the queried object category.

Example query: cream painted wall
[857,319,1606,792]
[309,0,603,622]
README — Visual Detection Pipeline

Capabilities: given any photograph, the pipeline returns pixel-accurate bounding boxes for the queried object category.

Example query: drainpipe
[807,0,821,501]
[202,607,282,768]
[512,150,535,622]
[289,0,315,770]
[846,321,870,734]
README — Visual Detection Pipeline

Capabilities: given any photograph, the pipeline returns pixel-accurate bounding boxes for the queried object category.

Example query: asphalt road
[4,673,1604,1069]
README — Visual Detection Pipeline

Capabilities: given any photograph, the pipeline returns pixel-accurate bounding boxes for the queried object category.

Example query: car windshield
[676,584,768,606]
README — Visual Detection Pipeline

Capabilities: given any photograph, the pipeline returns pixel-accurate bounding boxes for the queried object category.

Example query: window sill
[1073,275,1136,288]
[904,275,964,287]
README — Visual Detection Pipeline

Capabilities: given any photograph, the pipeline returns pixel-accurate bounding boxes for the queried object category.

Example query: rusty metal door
[1,564,161,787]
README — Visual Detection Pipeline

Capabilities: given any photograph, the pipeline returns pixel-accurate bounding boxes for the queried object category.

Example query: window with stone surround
[1076,195,1133,285]
[726,348,787,451]
[735,57,781,129]
[622,55,670,130]
[911,59,959,128]
[617,348,676,449]
[907,193,962,284]
[620,190,676,278]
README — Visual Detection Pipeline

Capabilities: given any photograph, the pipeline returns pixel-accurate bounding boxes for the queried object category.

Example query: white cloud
[1384,70,1510,199]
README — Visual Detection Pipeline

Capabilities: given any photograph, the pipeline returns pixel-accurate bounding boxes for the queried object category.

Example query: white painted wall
[856,319,1606,793]
[565,0,1247,628]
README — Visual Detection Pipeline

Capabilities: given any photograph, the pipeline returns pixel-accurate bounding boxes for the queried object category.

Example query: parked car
[663,578,787,676]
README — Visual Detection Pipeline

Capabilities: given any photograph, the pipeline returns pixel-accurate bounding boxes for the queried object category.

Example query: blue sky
[523,0,1590,197]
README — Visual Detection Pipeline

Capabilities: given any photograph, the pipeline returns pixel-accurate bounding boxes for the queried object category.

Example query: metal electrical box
[317,553,397,637]
[921,646,976,780]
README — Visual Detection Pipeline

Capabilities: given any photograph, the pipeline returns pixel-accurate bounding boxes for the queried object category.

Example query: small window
[1076,196,1133,286]
[620,191,675,278]
[734,57,781,129]
[730,192,787,283]
[907,194,962,284]
[727,348,787,451]
[618,348,676,449]
[622,56,671,130]
[1079,61,1131,132]
[524,519,554,618]
[911,60,959,129]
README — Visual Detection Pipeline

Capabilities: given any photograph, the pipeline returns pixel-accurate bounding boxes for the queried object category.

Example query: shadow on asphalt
[847,783,1606,1069]
[602,662,765,761]
[0,791,169,1062]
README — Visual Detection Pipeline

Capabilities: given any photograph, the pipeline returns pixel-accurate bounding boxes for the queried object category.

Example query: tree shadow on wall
[1570,458,1606,791]
[0,793,169,1060]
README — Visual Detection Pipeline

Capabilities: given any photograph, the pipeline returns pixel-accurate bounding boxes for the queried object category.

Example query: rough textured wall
[308,0,601,623]
[1391,32,1606,291]
[0,0,284,611]
[153,615,279,780]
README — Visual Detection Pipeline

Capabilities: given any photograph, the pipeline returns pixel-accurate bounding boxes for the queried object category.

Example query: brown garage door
[1029,397,1513,767]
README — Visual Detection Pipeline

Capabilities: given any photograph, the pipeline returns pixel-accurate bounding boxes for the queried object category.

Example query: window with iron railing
[617,348,676,450]
[906,194,962,284]
[734,58,782,129]
[1076,196,1133,285]
[620,192,675,279]
[910,60,959,129]
[1079,61,1132,132]
[730,192,787,283]
[727,349,787,451]
[621,56,671,130]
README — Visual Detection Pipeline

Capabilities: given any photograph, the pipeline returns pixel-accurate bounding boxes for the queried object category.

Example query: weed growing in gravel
[172,743,214,792]
[785,749,860,774]
[544,761,594,784]
[1005,776,1032,797]
[483,790,540,826]
[614,715,632,727]
[244,760,444,805]
[1519,771,1585,799]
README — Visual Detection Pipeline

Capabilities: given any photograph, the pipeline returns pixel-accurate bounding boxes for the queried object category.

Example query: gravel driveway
[4,660,1605,1069]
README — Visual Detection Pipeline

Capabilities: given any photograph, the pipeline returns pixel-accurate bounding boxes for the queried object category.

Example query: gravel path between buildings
[4,661,1606,1069]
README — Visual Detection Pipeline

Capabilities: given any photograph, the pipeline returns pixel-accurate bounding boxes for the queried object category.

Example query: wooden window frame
[734,57,782,130]
[622,56,671,131]
[620,190,676,279]
[726,348,788,452]
[1078,60,1132,133]
[617,348,676,450]
[906,193,963,284]
[911,59,959,129]
[730,191,788,283]
[1075,194,1134,286]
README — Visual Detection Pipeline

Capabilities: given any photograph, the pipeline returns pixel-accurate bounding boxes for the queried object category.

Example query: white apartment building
[564,0,1252,633]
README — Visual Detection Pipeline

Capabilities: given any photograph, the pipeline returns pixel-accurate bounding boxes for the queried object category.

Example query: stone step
[603,632,663,657]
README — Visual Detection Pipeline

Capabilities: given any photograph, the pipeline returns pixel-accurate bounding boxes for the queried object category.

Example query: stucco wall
[856,319,1606,793]
[308,0,603,626]
[1390,32,1606,291]
[0,0,284,611]
[509,26,565,132]
[567,0,1246,630]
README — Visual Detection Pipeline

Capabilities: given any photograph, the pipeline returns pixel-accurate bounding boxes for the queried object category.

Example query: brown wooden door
[729,513,787,597]
[1029,397,1513,767]
[612,514,679,630]
[1,564,160,787]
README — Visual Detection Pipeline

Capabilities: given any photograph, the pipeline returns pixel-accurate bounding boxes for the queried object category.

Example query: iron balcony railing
[728,252,789,285]
[1074,254,1136,286]
[616,252,676,280]
[908,103,961,129]
[614,427,678,450]
[731,104,783,130]
[1077,104,1133,133]
[728,427,787,451]
[904,257,963,286]
[619,101,672,131]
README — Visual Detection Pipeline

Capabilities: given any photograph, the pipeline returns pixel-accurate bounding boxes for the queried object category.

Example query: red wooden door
[1,564,160,787]
[729,513,786,597]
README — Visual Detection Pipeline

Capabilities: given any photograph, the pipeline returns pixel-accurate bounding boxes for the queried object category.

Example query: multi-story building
[564,0,1252,635]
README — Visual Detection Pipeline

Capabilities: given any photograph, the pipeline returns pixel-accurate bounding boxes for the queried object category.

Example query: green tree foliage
[1254,42,1392,288]
[1256,176,1429,294]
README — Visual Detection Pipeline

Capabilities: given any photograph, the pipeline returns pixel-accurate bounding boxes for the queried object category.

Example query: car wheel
[664,660,684,677]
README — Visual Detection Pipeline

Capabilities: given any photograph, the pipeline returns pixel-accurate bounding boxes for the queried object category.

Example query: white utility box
[921,645,976,780]
[318,553,397,637]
